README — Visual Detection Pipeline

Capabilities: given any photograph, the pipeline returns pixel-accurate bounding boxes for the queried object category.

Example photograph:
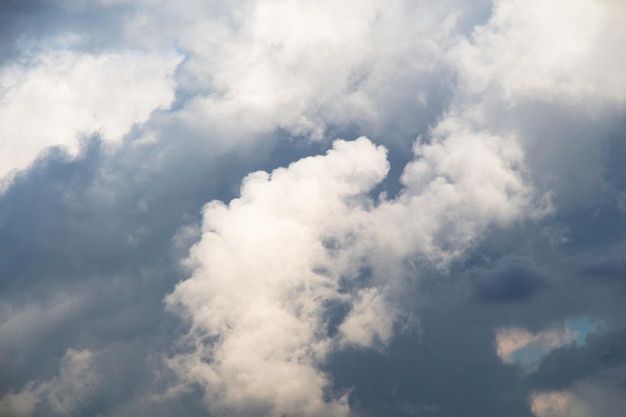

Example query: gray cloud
[470,258,547,304]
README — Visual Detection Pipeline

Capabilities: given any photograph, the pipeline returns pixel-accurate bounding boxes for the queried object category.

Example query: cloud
[338,287,397,349]
[166,125,542,415]
[0,133,250,416]
[530,391,572,417]
[0,349,98,417]
[0,295,82,355]
[166,138,388,417]
[107,0,472,149]
[530,365,626,417]
[496,326,577,367]
[0,0,624,416]
[452,0,626,107]
[0,49,181,184]
[495,317,603,369]
[372,119,543,266]
[470,257,546,303]
[445,0,626,213]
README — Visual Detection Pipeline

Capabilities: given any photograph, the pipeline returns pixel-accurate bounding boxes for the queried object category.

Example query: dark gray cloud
[469,257,547,304]
[0,132,275,415]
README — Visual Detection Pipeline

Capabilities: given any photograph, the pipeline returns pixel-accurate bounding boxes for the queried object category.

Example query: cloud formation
[452,0,626,106]
[166,138,387,416]
[0,49,180,183]
[165,116,543,414]
[0,349,98,417]
[0,0,624,416]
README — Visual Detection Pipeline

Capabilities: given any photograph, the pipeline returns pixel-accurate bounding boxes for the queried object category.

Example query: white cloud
[117,0,466,147]
[166,137,388,417]
[452,0,626,107]
[440,0,626,213]
[166,127,541,415]
[0,49,181,184]
[0,349,98,417]
[338,287,397,349]
[370,118,539,266]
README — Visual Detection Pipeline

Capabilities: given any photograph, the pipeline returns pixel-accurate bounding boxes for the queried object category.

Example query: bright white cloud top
[167,138,388,417]
[0,50,181,183]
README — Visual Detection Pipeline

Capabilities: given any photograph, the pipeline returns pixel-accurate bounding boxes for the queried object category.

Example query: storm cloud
[0,0,624,416]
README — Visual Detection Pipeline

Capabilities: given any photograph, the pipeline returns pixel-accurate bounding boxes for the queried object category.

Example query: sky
[0,1,624,416]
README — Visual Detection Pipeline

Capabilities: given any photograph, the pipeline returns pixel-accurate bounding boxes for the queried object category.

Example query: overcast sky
[0,1,625,416]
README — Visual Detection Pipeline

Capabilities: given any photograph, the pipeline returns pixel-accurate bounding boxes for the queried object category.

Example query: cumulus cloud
[166,122,542,415]
[0,49,181,183]
[160,3,625,413]
[372,120,542,266]
[103,0,469,148]
[1,0,624,416]
[166,138,388,417]
[452,0,626,107]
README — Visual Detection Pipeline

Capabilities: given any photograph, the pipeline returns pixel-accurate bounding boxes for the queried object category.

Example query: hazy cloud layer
[0,0,624,416]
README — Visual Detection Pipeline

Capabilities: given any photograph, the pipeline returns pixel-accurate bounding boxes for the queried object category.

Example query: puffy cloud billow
[0,1,624,416]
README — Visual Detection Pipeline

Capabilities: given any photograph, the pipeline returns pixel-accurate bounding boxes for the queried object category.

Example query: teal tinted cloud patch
[496,316,604,370]
[568,316,604,346]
